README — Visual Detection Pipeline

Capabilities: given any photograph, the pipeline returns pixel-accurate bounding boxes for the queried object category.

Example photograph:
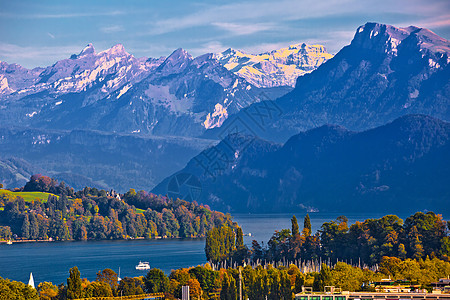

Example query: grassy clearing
[135,208,145,214]
[0,189,58,202]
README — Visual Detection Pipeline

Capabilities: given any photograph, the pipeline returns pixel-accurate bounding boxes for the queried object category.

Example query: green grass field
[0,189,58,202]
[135,208,145,214]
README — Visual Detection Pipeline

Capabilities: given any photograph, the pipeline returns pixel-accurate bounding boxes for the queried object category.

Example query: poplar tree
[236,227,244,247]
[291,215,299,236]
[67,266,82,299]
[21,214,30,239]
[302,214,312,237]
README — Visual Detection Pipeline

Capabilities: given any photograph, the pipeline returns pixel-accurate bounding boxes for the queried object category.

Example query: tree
[409,226,424,260]
[251,240,264,261]
[379,256,402,278]
[144,268,169,293]
[205,226,236,263]
[440,237,450,258]
[38,282,58,300]
[118,277,144,296]
[21,214,30,239]
[67,266,82,299]
[189,265,219,295]
[291,215,300,236]
[294,272,305,293]
[0,277,39,300]
[96,268,118,295]
[312,264,332,292]
[302,214,311,237]
[331,262,363,291]
[187,278,202,299]
[279,270,292,300]
[236,227,244,248]
[398,243,407,260]
[220,272,237,300]
[84,281,113,297]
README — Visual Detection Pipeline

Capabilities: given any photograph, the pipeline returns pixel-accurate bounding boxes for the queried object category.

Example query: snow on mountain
[1,43,163,104]
[215,43,333,88]
[0,44,290,137]
[0,61,43,93]
[352,23,450,66]
[209,23,450,143]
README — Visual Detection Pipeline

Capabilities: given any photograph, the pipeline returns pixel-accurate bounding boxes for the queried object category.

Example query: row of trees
[206,212,450,266]
[0,175,236,241]
[27,256,450,300]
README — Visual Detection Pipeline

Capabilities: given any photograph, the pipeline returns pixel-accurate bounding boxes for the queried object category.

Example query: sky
[0,0,449,68]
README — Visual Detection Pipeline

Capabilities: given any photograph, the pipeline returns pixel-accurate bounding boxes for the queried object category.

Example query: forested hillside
[0,174,235,241]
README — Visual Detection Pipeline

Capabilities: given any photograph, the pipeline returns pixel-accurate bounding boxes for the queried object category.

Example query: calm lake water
[0,212,431,286]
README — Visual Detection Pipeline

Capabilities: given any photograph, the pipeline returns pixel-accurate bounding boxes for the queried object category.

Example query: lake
[0,212,420,286]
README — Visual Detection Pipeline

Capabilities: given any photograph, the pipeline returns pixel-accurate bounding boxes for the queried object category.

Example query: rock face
[0,45,291,137]
[216,43,333,88]
[210,23,450,142]
[153,115,450,214]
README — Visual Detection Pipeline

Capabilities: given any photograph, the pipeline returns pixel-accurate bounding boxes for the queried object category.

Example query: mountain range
[215,43,333,88]
[0,40,331,190]
[206,23,450,142]
[153,114,450,214]
[1,22,449,212]
[0,42,325,136]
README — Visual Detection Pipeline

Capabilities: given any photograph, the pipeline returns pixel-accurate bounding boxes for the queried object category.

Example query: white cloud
[0,43,80,68]
[188,41,227,57]
[212,22,274,36]
[237,41,299,55]
[100,25,124,34]
[0,10,124,19]
[144,0,450,37]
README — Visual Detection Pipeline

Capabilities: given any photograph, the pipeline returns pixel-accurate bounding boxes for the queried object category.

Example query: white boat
[6,240,12,245]
[135,261,150,270]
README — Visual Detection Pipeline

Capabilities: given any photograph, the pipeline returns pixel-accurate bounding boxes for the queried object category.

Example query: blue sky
[1,0,449,68]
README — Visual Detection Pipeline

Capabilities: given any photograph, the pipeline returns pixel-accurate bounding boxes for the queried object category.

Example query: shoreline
[0,236,206,244]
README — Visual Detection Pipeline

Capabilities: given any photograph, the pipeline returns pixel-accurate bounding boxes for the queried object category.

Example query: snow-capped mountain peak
[352,22,450,68]
[77,43,95,57]
[215,43,333,88]
[100,43,128,57]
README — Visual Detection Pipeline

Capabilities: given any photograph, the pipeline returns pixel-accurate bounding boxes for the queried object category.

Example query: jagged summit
[351,22,450,58]
[215,43,333,87]
[168,48,193,61]
[100,43,129,57]
[157,48,193,75]
[78,43,95,57]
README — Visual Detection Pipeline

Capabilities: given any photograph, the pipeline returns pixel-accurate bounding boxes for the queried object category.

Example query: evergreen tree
[30,213,40,240]
[236,227,244,247]
[302,214,311,237]
[21,214,30,239]
[291,215,299,236]
[67,266,82,299]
